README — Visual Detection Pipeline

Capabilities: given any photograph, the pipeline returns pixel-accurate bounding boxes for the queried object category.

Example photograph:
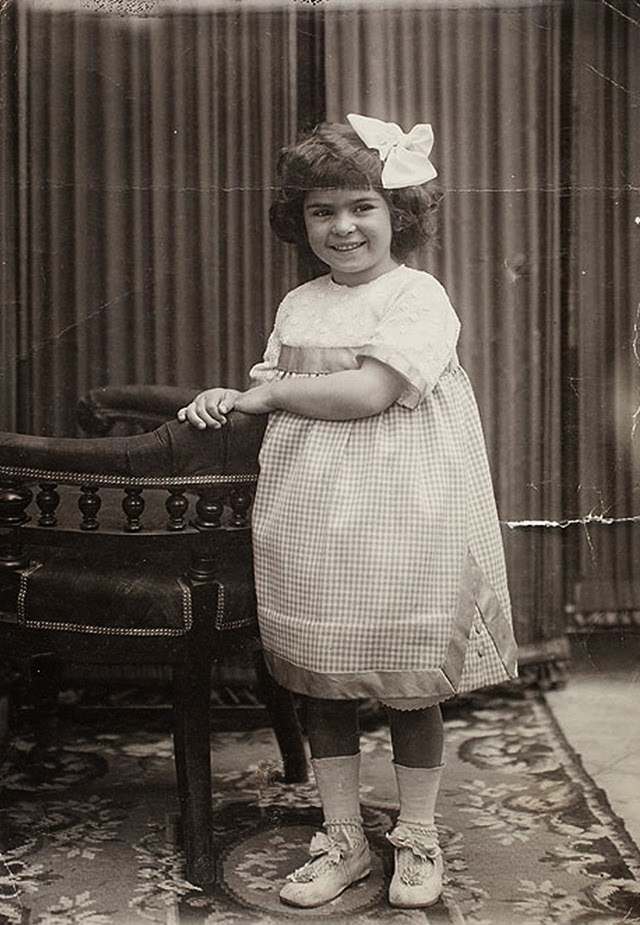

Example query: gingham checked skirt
[252,363,517,704]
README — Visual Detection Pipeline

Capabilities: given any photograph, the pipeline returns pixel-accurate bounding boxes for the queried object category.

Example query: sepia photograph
[0,0,639,921]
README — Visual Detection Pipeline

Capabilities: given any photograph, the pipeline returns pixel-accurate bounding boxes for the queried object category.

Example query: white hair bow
[347,113,437,189]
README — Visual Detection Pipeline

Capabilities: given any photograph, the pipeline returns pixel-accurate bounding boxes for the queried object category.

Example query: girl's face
[303,188,398,287]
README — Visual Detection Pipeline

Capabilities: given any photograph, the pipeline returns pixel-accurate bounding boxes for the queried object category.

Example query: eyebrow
[304,196,378,209]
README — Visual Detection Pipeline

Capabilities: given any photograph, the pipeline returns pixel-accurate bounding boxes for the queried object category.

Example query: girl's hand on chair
[177,388,241,429]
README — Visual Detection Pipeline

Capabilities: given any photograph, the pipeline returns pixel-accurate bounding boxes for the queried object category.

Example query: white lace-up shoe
[280,826,371,908]
[387,822,443,908]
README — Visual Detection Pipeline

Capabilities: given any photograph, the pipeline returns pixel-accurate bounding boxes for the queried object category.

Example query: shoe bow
[309,831,345,863]
[386,823,441,861]
[286,832,346,883]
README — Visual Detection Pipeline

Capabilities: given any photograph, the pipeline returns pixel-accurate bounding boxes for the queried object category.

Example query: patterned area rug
[1,694,640,925]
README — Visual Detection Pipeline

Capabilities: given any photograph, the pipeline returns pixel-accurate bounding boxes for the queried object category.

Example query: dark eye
[355,203,374,213]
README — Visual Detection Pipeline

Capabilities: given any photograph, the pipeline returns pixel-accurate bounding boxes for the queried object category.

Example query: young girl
[178,113,517,910]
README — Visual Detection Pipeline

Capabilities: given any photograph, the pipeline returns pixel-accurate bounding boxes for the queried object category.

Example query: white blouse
[250,264,461,409]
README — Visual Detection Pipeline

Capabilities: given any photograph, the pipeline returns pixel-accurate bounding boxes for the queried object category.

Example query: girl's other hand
[176,388,241,429]
[233,384,276,416]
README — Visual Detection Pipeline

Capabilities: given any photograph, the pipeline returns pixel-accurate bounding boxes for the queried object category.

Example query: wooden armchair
[0,407,307,888]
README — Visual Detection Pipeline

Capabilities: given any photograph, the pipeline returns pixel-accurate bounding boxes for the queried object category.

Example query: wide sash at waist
[278,345,361,375]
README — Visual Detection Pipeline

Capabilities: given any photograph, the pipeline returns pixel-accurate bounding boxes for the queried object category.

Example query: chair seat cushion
[7,550,257,637]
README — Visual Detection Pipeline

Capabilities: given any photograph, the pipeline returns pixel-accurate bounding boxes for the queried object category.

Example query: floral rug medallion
[1,694,639,924]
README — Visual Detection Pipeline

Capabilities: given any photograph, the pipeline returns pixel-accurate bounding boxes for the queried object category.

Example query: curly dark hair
[269,121,441,265]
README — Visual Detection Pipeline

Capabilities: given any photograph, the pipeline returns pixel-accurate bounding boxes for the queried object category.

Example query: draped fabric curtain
[1,1,323,436]
[568,0,640,617]
[3,0,639,649]
[0,3,19,434]
[324,3,565,660]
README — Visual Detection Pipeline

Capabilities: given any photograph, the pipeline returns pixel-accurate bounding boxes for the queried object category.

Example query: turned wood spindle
[229,486,252,528]
[189,552,217,582]
[194,490,224,530]
[78,485,101,531]
[123,487,145,532]
[0,480,32,527]
[166,488,188,531]
[36,482,60,527]
[0,480,33,569]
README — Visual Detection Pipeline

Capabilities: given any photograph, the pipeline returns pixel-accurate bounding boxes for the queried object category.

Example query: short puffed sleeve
[248,293,290,383]
[356,274,461,408]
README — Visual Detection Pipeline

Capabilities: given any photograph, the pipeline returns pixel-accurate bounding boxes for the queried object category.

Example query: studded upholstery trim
[17,563,43,622]
[214,584,251,630]
[0,464,257,489]
[17,564,195,637]
[215,584,227,629]
[14,561,256,635]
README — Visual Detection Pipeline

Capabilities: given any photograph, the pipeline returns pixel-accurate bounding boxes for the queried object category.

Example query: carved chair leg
[172,654,215,888]
[0,660,19,762]
[254,651,308,783]
[29,654,61,751]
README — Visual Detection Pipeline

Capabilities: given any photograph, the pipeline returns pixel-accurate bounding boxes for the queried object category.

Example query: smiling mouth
[329,242,365,252]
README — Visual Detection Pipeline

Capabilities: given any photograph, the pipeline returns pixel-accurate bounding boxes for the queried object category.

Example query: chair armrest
[78,385,205,435]
[0,413,266,482]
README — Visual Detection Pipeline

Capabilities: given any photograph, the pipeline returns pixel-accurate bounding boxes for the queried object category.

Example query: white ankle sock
[393,763,444,826]
[311,753,362,826]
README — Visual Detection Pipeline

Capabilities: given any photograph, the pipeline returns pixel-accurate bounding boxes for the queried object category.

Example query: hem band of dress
[262,649,457,702]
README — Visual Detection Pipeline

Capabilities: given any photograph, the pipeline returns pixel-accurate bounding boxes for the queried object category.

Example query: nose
[332,212,356,235]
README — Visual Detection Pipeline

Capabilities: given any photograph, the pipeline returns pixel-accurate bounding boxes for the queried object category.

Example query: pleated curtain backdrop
[1,1,323,436]
[567,0,640,617]
[324,2,566,662]
[0,5,19,434]
[3,0,640,652]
